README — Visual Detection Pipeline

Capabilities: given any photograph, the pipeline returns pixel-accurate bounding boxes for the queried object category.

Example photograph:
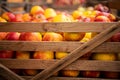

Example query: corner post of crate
[0,63,25,80]
[30,22,120,80]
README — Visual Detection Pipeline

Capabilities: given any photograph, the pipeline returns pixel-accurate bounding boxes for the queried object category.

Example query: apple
[15,14,23,22]
[81,71,100,78]
[0,32,8,40]
[91,53,117,61]
[79,52,92,60]
[102,71,120,79]
[95,15,111,22]
[23,69,39,76]
[0,17,7,22]
[0,50,13,58]
[63,32,85,41]
[33,51,54,59]
[60,70,80,77]
[19,32,42,41]
[55,52,68,59]
[94,4,109,12]
[42,32,64,41]
[1,12,16,22]
[30,6,44,15]
[111,32,120,42]
[22,13,32,22]
[15,51,30,59]
[5,32,20,40]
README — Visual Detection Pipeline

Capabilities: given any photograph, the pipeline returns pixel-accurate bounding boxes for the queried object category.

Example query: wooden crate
[0,22,120,80]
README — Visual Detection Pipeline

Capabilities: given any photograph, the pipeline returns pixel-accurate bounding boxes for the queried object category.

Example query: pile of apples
[0,4,120,78]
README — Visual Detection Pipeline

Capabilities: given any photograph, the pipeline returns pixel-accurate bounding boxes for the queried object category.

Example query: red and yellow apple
[81,71,100,78]
[1,12,16,22]
[22,13,32,22]
[30,6,44,15]
[19,32,42,41]
[0,32,8,40]
[111,32,120,42]
[0,50,13,58]
[15,51,30,59]
[33,51,54,59]
[42,32,64,41]
[5,32,20,40]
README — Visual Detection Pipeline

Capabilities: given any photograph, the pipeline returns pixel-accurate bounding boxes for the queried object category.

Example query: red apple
[94,4,109,12]
[19,32,42,41]
[111,32,120,42]
[81,71,100,78]
[42,32,64,41]
[0,32,8,40]
[0,50,13,58]
[1,12,16,22]
[5,32,20,40]
[33,51,54,59]
[15,51,30,59]
[102,71,120,79]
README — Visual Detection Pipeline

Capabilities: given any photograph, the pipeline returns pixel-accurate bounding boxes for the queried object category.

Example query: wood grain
[0,59,119,72]
[0,22,117,32]
[0,41,120,52]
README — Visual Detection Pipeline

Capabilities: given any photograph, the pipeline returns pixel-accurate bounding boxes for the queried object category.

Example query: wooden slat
[22,76,120,80]
[0,22,118,32]
[0,63,25,80]
[0,41,120,52]
[0,59,119,72]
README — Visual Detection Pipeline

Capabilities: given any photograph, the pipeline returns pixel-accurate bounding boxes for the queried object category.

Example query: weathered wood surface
[0,63,25,80]
[0,22,118,32]
[30,22,120,80]
[22,76,120,80]
[0,59,120,72]
[0,41,120,52]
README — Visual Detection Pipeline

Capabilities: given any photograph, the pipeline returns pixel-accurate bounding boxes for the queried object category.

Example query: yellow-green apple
[33,51,54,59]
[23,69,39,76]
[1,12,16,22]
[15,51,30,59]
[111,32,120,42]
[81,71,100,78]
[42,32,64,41]
[55,52,68,59]
[19,32,42,41]
[102,71,120,79]
[91,53,116,61]
[63,32,85,41]
[0,32,8,40]
[0,50,13,58]
[60,70,80,77]
[5,32,20,40]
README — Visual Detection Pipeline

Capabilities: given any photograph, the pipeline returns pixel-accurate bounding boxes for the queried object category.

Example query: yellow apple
[23,69,39,76]
[63,32,85,41]
[91,53,117,61]
[55,52,68,59]
[60,70,80,77]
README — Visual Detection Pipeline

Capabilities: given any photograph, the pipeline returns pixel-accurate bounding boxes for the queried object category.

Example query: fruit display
[0,2,120,80]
